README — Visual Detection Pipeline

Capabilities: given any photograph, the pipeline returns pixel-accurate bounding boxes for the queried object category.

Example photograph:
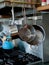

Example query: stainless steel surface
[36,13,49,62]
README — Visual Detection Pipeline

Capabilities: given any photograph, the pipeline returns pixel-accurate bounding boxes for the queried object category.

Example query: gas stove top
[0,48,41,65]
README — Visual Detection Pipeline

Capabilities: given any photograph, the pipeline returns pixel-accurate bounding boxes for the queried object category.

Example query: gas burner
[0,49,41,65]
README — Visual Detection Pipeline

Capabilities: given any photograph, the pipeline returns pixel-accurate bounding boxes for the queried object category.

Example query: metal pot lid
[33,25,45,42]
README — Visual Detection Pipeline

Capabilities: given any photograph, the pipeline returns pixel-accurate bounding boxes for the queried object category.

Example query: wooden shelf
[37,5,49,11]
[11,1,40,5]
[0,1,40,8]
[1,1,40,5]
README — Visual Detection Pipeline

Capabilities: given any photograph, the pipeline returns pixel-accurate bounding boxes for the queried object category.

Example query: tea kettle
[2,35,14,50]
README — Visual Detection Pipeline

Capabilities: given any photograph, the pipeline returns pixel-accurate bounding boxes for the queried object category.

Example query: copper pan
[18,24,45,45]
[18,24,37,45]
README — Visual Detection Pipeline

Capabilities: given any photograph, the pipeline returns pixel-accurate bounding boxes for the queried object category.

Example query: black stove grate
[0,48,41,65]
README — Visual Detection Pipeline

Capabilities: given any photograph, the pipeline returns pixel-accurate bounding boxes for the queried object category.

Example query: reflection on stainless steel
[0,24,18,35]
[9,25,18,34]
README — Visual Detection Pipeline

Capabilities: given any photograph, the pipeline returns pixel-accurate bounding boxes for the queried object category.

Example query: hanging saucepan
[18,24,45,45]
[18,24,37,45]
